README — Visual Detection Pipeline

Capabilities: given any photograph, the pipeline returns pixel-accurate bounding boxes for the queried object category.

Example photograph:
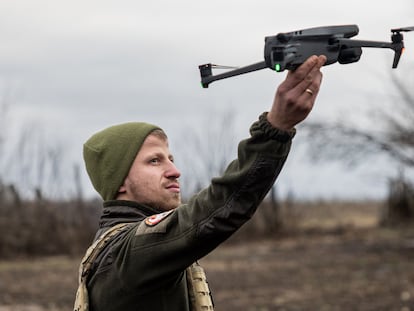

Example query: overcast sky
[0,0,413,200]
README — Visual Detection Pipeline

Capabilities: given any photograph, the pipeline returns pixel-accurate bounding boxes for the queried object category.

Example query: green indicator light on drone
[275,64,281,72]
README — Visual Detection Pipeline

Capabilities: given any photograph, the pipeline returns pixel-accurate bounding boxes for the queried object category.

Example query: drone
[199,24,414,88]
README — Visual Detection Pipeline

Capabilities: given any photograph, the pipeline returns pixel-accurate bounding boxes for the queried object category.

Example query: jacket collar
[99,200,162,228]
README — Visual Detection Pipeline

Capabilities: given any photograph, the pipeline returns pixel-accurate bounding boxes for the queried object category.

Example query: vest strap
[73,223,130,311]
[186,262,215,311]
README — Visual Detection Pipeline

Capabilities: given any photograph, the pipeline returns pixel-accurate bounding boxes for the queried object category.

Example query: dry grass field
[1,201,414,311]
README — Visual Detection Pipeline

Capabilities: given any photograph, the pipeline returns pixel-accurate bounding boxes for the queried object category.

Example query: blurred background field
[1,199,413,311]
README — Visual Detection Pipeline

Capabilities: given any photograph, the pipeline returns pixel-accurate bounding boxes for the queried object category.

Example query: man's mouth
[166,183,180,193]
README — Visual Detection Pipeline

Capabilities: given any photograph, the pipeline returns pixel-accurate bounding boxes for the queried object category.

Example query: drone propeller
[391,26,414,33]
[389,26,414,68]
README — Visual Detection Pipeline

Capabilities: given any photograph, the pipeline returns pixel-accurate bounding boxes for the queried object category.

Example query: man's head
[117,130,181,210]
[83,122,181,210]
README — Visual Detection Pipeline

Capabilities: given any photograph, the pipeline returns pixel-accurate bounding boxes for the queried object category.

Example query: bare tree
[305,72,414,165]
[302,67,414,224]
[1,120,74,200]
[0,89,12,178]
[176,108,238,198]
[0,88,16,204]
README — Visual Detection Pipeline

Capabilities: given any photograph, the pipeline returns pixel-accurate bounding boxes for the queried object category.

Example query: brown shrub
[0,198,100,259]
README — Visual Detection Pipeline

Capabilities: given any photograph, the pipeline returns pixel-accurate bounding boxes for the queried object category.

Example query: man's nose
[165,161,181,179]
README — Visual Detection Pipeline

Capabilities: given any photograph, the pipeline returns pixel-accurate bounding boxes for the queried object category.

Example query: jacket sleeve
[115,112,295,291]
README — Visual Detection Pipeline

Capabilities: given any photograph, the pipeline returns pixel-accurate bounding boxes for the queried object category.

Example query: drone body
[199,24,413,88]
[264,24,361,72]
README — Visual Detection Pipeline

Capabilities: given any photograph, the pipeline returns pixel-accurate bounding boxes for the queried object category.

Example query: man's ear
[118,183,127,195]
[115,184,127,200]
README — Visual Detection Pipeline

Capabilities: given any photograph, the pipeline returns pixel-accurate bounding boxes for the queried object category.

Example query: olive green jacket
[86,113,294,311]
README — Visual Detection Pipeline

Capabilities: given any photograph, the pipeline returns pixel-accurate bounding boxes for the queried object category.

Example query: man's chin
[159,197,181,211]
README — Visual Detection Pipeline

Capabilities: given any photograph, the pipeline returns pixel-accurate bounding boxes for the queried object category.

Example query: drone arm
[336,38,404,68]
[336,38,393,49]
[199,61,267,88]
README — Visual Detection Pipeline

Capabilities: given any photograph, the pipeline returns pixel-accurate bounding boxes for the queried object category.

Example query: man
[75,55,326,311]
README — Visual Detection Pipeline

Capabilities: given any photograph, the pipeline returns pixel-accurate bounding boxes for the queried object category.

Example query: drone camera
[338,47,362,64]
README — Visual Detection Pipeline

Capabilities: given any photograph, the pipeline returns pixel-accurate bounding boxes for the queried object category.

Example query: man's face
[118,134,181,211]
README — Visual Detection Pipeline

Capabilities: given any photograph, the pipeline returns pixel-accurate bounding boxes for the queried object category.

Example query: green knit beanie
[83,122,161,201]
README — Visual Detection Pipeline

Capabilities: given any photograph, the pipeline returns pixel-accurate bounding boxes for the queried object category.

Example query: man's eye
[150,158,160,164]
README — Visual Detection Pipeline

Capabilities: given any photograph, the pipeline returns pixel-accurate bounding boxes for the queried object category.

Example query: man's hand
[267,55,327,131]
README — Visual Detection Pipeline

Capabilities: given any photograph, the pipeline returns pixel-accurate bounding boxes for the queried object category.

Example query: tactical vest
[73,223,214,311]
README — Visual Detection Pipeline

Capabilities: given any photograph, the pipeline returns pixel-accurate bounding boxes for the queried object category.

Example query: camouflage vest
[73,223,214,311]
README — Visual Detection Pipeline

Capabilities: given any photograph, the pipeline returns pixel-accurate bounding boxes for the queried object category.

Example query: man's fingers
[284,55,319,89]
[297,71,323,106]
[296,55,326,95]
[268,55,327,130]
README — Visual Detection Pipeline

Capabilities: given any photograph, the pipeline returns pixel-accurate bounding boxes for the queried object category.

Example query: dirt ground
[203,226,414,311]
[0,202,414,311]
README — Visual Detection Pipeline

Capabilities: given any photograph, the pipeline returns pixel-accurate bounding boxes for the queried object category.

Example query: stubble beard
[142,192,181,212]
[163,193,181,211]
[128,180,182,211]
